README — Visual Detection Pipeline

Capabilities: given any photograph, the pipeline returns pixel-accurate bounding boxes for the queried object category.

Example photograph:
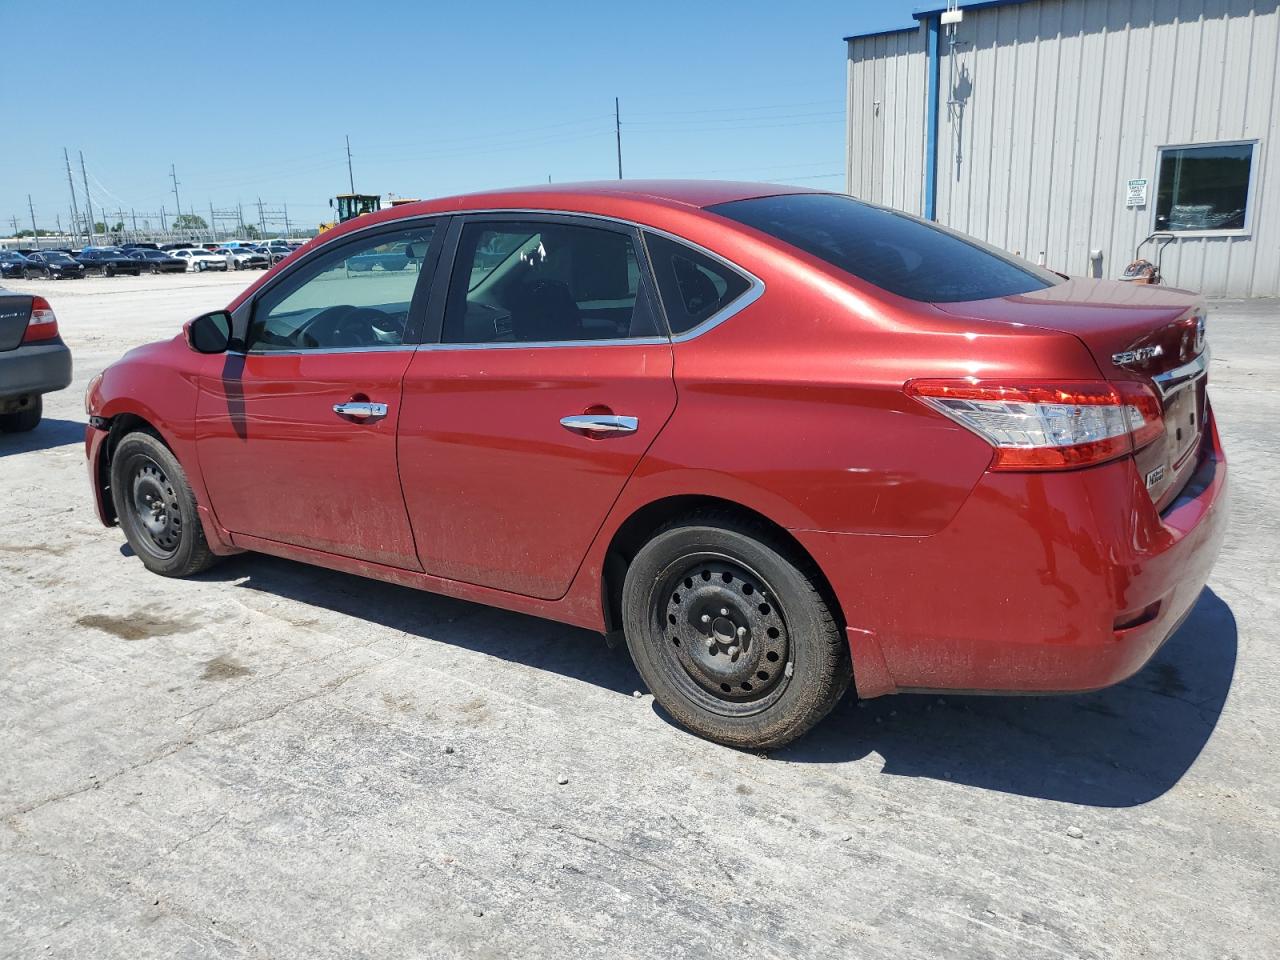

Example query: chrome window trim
[230,344,416,357]
[294,207,766,351]
[416,336,670,353]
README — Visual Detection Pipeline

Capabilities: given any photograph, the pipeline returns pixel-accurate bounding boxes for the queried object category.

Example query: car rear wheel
[111,431,219,577]
[150,265,160,275]
[0,395,42,433]
[622,513,850,750]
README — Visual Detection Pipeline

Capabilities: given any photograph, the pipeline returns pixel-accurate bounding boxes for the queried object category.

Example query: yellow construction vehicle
[318,193,383,233]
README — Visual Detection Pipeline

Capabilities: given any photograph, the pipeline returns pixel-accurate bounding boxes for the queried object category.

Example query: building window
[1154,141,1256,233]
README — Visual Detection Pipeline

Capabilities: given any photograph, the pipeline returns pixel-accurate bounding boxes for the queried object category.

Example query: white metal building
[844,0,1280,297]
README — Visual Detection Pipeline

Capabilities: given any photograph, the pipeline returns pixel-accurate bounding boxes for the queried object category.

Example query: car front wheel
[622,513,850,750]
[110,431,219,577]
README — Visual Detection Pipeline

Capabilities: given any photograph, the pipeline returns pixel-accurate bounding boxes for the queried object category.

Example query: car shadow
[0,417,84,458]
[186,549,1235,806]
[773,588,1237,807]
[194,552,643,696]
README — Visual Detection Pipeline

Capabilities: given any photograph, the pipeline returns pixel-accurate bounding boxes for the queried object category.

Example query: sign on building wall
[1126,178,1149,207]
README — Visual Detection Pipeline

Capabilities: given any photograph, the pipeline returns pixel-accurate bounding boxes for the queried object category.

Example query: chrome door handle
[333,401,388,418]
[560,414,639,435]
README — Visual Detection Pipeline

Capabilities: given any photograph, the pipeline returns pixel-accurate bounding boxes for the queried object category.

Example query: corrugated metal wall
[845,28,928,215]
[846,0,1280,297]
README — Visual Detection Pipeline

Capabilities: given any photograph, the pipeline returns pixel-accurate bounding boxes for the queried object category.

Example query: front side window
[441,220,659,344]
[246,224,434,351]
[709,192,1058,303]
[1155,142,1255,232]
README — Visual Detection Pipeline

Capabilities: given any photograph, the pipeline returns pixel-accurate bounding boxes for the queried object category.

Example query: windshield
[708,193,1060,303]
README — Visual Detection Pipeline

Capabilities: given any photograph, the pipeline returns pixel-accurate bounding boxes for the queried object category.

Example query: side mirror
[184,310,233,354]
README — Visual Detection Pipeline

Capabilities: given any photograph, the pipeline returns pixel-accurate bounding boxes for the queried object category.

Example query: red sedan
[84,182,1228,748]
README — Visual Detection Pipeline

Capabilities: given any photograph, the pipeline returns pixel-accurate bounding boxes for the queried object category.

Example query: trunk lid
[0,293,33,352]
[934,279,1208,510]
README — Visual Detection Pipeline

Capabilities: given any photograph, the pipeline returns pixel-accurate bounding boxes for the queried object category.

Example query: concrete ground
[0,273,1276,959]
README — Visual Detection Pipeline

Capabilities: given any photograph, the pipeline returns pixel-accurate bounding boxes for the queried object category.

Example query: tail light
[22,296,59,343]
[907,379,1163,471]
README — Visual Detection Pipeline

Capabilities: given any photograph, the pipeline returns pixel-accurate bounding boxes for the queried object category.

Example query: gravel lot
[1,273,1277,959]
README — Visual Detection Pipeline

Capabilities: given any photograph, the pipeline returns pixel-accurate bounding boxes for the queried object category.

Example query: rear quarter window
[708,193,1059,303]
[643,232,752,335]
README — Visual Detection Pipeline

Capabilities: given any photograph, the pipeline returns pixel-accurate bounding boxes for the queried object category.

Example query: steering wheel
[303,306,401,348]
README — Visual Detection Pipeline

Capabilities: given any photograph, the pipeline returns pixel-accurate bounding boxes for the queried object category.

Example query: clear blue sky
[1,1,917,235]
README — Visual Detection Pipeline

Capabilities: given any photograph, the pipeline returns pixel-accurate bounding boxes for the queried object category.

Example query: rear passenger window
[442,220,660,344]
[644,232,751,335]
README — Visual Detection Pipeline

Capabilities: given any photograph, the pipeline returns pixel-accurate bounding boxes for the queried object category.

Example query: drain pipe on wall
[923,14,941,221]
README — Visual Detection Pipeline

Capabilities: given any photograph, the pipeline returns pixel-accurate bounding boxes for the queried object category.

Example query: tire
[0,395,41,433]
[150,265,160,275]
[622,513,850,750]
[106,266,116,278]
[110,431,219,577]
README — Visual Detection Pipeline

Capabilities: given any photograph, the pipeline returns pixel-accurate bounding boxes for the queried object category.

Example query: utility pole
[160,205,168,233]
[257,197,266,237]
[170,164,182,220]
[28,195,40,250]
[345,135,355,193]
[131,209,138,234]
[282,202,290,238]
[615,97,623,180]
[9,215,19,238]
[79,150,94,243]
[63,148,83,246]
[210,202,217,242]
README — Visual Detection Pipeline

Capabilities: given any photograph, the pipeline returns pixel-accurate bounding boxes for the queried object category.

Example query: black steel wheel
[110,431,219,577]
[658,557,793,713]
[622,513,849,749]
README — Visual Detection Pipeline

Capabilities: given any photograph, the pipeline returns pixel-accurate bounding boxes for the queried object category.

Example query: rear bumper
[796,409,1229,698]
[0,340,73,400]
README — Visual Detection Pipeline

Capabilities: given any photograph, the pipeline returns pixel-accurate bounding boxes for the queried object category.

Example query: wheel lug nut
[706,639,717,654]
[736,626,747,638]
[727,645,740,661]
[701,614,711,624]
[720,608,728,616]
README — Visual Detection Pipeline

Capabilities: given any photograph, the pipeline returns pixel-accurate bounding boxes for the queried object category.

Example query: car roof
[402,180,821,217]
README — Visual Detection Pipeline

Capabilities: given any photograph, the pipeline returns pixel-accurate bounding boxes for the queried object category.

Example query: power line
[346,135,355,193]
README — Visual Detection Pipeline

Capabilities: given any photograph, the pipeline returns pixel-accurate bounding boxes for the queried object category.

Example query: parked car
[120,242,161,253]
[22,251,87,280]
[345,240,417,272]
[259,243,292,266]
[131,249,189,274]
[0,251,30,279]
[76,249,144,277]
[0,287,72,432]
[170,248,229,272]
[214,247,270,271]
[84,182,1228,749]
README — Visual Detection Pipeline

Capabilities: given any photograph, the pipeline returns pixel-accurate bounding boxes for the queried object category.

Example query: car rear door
[194,219,444,569]
[398,214,676,600]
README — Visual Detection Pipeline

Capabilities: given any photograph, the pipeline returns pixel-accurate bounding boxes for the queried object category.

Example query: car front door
[195,220,443,569]
[398,214,677,599]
